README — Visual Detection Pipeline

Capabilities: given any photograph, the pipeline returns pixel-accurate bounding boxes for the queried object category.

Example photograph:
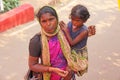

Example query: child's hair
[36,6,58,21]
[70,4,90,21]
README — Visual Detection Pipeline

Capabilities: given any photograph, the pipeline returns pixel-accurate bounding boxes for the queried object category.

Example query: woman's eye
[41,20,46,23]
[49,18,54,21]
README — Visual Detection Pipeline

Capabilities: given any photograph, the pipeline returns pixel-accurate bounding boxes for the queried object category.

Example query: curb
[0,4,34,32]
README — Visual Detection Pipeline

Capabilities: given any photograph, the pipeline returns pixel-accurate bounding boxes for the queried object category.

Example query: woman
[28,6,95,80]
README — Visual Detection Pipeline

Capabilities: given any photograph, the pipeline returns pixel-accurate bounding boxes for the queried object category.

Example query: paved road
[0,0,120,80]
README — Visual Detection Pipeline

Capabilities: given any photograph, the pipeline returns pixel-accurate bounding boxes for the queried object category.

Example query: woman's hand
[49,67,68,78]
[88,25,96,36]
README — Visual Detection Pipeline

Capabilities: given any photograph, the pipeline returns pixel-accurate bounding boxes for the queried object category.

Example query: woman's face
[40,13,58,34]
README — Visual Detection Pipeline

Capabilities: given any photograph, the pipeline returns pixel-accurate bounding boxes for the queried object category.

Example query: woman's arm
[29,55,68,77]
[29,56,49,72]
[64,29,88,46]
[29,35,68,77]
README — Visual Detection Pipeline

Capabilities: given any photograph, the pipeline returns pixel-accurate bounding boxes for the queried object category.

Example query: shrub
[3,0,19,12]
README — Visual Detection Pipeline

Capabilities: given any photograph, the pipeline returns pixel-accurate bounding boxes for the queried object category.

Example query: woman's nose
[47,21,50,26]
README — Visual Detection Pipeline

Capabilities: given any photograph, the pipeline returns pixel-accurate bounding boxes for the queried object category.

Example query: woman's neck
[47,35,56,40]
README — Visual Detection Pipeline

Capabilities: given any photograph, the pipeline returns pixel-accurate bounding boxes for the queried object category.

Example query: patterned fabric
[48,36,67,80]
[74,46,88,76]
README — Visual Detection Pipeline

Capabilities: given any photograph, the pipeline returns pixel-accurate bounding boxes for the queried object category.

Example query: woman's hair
[70,4,90,21]
[36,6,58,21]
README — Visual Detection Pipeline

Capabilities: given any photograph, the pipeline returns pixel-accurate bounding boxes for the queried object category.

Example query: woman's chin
[47,31,54,34]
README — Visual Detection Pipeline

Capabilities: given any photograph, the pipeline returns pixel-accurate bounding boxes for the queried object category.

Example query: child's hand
[59,21,68,33]
[88,25,96,36]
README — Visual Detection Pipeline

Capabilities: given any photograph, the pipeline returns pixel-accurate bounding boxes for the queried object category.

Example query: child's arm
[68,30,88,46]
[59,21,88,46]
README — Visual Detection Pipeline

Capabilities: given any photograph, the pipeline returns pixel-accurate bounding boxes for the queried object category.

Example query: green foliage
[3,0,19,12]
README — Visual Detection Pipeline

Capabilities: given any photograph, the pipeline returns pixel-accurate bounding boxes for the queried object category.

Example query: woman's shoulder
[30,32,41,43]
[29,32,41,57]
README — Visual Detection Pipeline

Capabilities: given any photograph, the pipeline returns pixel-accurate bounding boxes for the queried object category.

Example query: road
[0,0,120,80]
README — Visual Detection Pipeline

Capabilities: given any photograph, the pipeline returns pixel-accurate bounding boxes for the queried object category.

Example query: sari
[41,26,88,80]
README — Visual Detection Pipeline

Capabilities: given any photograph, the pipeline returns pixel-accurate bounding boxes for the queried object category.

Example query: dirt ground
[19,0,70,14]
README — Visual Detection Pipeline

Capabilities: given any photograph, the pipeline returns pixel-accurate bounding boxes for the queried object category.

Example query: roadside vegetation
[3,0,19,12]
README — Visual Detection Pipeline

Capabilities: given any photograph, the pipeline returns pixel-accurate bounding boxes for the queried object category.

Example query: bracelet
[47,67,50,72]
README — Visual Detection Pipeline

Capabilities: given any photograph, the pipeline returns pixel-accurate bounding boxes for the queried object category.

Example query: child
[59,4,94,76]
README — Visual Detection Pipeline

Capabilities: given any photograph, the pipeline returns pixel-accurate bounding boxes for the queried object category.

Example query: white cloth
[0,0,4,12]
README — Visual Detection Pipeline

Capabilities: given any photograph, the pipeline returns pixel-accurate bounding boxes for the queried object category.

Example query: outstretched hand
[88,25,96,36]
[49,67,68,78]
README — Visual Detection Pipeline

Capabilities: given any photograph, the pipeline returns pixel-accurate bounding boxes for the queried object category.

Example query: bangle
[47,67,50,72]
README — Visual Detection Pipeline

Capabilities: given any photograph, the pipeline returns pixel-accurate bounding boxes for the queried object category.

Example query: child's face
[71,16,85,28]
[40,13,58,34]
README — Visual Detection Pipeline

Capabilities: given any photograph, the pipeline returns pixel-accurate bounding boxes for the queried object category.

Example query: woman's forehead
[41,13,54,17]
[40,13,56,21]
